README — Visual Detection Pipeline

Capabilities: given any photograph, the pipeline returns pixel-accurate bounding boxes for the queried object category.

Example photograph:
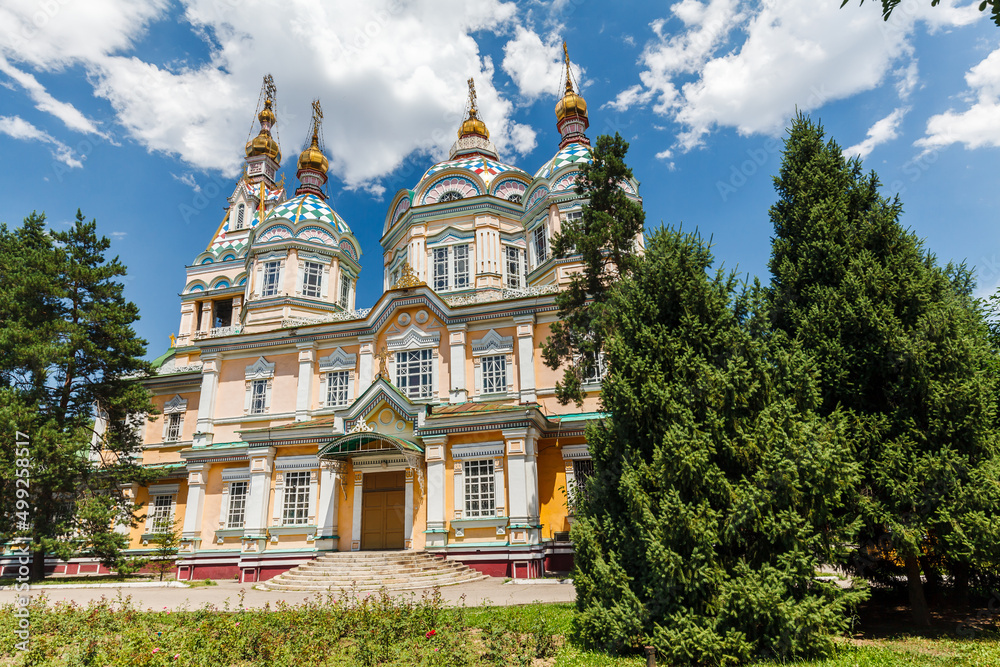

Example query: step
[261,574,486,592]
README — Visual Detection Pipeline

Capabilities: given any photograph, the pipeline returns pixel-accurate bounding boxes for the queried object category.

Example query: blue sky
[1,0,998,360]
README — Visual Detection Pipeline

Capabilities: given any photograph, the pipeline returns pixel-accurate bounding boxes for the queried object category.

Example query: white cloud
[0,0,551,193]
[501,26,582,100]
[0,115,81,167]
[843,107,908,159]
[171,172,201,192]
[655,148,673,159]
[616,0,982,151]
[916,46,1000,152]
[0,55,107,137]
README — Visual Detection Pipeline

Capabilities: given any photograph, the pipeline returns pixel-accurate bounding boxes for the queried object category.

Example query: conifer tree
[0,211,155,580]
[572,226,862,664]
[767,114,1000,624]
[543,133,645,405]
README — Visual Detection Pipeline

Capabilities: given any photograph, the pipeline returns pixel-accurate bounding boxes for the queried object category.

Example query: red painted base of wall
[544,552,574,573]
[466,561,510,577]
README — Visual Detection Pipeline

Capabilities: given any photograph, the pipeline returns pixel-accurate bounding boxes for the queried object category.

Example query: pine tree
[571,226,862,664]
[0,211,156,580]
[766,114,1000,625]
[543,133,645,405]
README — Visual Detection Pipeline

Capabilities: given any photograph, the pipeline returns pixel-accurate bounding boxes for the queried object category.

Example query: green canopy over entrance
[318,432,423,459]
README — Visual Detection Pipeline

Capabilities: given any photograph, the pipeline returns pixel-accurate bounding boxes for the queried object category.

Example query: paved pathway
[3,578,576,610]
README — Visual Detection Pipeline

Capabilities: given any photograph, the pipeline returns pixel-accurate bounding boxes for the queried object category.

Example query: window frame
[325,370,350,407]
[480,354,507,395]
[235,203,246,230]
[249,378,268,414]
[260,260,281,297]
[463,459,496,518]
[149,494,175,533]
[226,480,249,529]
[532,225,548,267]
[430,243,471,292]
[504,245,523,289]
[395,348,434,399]
[281,471,312,526]
[339,274,352,308]
[301,260,323,298]
[164,413,182,442]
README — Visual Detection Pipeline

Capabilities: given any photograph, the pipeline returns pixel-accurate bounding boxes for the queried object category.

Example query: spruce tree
[572,226,862,664]
[767,114,1000,624]
[0,211,155,580]
[543,133,645,405]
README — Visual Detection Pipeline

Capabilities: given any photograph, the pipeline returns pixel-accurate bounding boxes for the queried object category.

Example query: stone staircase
[258,551,488,592]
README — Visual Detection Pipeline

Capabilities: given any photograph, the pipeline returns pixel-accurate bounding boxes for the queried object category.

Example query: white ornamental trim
[221,466,251,481]
[471,329,514,356]
[451,441,505,460]
[274,455,319,471]
[245,356,276,380]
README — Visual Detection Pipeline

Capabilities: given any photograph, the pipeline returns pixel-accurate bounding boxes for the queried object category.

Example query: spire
[555,43,589,148]
[295,99,330,198]
[245,74,282,166]
[458,77,489,140]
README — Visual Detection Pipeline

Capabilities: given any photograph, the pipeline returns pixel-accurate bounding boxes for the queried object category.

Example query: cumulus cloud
[0,115,81,167]
[843,107,908,159]
[0,0,547,192]
[501,25,582,100]
[916,46,1000,152]
[615,0,981,151]
[0,56,108,137]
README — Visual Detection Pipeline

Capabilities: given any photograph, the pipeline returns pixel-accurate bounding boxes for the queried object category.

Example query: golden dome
[297,128,329,173]
[458,115,489,139]
[245,132,281,162]
[245,98,280,161]
[555,77,587,122]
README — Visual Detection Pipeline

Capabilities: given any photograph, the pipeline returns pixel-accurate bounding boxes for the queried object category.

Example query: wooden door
[361,471,406,550]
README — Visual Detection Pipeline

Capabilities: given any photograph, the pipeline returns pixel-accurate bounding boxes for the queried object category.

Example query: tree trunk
[952,561,971,609]
[905,556,932,627]
[30,536,46,582]
[919,555,942,602]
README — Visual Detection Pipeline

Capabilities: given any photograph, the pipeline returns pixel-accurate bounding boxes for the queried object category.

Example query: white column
[351,469,364,551]
[503,427,540,546]
[514,316,536,402]
[453,459,463,519]
[200,301,213,334]
[359,336,374,385]
[317,461,342,549]
[448,324,467,403]
[409,224,427,281]
[232,295,242,324]
[181,462,210,551]
[194,353,221,446]
[295,341,315,421]
[243,447,275,550]
[423,435,448,548]
[404,468,415,549]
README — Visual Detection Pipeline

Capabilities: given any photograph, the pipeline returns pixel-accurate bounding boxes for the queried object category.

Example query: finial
[392,260,426,289]
[467,77,479,117]
[563,42,574,94]
[169,333,176,348]
[311,99,324,141]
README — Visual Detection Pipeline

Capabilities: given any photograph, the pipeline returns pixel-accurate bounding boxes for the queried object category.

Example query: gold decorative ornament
[391,261,425,289]
[555,42,588,122]
[374,344,391,381]
[297,99,329,173]
[458,77,489,139]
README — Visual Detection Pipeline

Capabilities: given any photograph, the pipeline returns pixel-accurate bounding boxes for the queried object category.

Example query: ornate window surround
[244,357,275,415]
[318,347,357,409]
[471,330,515,400]
[387,326,441,402]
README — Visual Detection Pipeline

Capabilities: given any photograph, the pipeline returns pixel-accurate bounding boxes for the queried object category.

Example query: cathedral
[124,50,642,582]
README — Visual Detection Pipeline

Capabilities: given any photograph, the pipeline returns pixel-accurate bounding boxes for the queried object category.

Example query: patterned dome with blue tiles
[416,155,530,194]
[534,143,592,181]
[264,193,352,235]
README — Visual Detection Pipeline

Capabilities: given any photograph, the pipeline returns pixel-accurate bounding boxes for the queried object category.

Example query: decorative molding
[274,455,319,471]
[444,284,559,307]
[244,356,275,380]
[221,466,252,481]
[318,347,357,372]
[561,444,591,460]
[471,329,514,356]
[163,394,188,414]
[451,441,506,460]
[386,325,440,351]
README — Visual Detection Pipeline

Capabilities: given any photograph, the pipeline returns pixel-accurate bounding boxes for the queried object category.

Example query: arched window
[235,204,245,229]
[439,191,463,202]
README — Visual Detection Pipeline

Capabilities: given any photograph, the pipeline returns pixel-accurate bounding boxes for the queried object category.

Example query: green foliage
[75,494,148,578]
[148,520,182,582]
[842,0,1000,28]
[571,226,864,665]
[0,210,155,579]
[767,114,1000,621]
[543,133,645,405]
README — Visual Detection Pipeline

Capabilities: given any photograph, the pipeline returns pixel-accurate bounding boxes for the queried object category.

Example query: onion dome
[458,78,489,139]
[295,100,330,198]
[555,43,589,148]
[245,97,281,162]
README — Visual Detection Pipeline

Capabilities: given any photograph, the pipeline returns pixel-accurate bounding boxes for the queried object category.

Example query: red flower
[425,629,436,638]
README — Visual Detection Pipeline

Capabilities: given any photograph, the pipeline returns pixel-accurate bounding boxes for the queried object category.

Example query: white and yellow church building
[127,58,642,582]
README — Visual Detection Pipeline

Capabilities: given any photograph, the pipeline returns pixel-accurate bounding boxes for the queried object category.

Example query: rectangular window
[481,355,507,394]
[261,261,281,297]
[164,413,181,442]
[454,244,469,289]
[533,225,548,266]
[326,371,350,407]
[150,494,174,533]
[433,247,449,291]
[213,298,233,328]
[464,459,495,518]
[339,275,351,308]
[250,379,268,414]
[505,246,522,289]
[395,349,433,399]
[302,261,323,298]
[227,481,248,529]
[572,459,595,507]
[282,471,311,525]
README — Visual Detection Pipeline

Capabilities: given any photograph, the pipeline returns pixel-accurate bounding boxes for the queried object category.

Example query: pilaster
[423,434,448,548]
[193,353,221,446]
[351,469,364,551]
[447,324,467,403]
[242,447,275,554]
[295,341,316,421]
[514,315,536,403]
[358,335,374,385]
[502,427,541,546]
[181,462,210,552]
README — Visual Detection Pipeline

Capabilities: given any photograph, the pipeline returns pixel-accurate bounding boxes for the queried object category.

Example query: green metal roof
[318,432,423,459]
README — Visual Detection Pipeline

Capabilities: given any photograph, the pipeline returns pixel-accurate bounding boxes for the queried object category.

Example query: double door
[360,470,405,550]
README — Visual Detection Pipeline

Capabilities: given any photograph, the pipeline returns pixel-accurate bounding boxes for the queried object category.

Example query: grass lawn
[2,591,999,665]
